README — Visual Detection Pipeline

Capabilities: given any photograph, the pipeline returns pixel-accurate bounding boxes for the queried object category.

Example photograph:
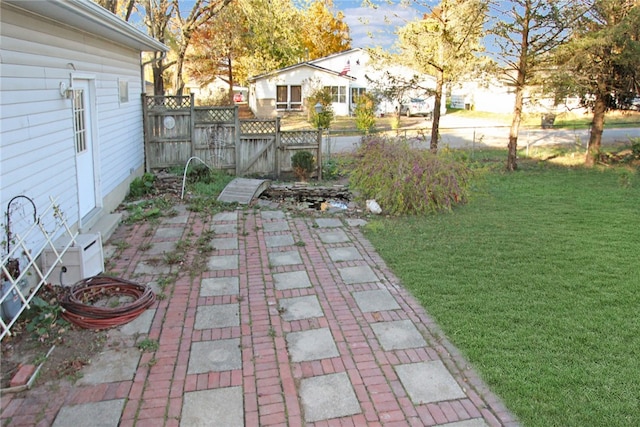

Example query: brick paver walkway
[1,207,519,426]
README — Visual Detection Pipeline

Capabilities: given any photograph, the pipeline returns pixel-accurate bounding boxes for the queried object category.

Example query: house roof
[248,62,357,82]
[3,0,167,52]
[307,47,365,65]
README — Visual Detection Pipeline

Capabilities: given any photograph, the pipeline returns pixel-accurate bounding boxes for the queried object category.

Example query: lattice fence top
[240,120,277,134]
[281,130,319,146]
[195,107,235,123]
[145,96,191,110]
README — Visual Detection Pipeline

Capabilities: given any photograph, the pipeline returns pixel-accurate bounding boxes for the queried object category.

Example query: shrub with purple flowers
[349,137,473,215]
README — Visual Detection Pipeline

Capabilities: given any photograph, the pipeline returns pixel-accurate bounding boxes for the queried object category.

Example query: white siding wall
[1,5,145,239]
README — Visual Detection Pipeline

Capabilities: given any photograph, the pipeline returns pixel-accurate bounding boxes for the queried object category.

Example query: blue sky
[333,0,427,49]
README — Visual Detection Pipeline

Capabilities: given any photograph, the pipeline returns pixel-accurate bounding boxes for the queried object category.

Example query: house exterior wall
[250,66,353,118]
[0,4,146,238]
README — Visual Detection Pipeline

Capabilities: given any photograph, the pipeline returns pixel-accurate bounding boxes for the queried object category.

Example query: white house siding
[0,4,145,237]
[251,66,353,117]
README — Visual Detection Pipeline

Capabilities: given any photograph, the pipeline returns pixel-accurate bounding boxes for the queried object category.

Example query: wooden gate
[143,96,321,177]
[143,95,193,171]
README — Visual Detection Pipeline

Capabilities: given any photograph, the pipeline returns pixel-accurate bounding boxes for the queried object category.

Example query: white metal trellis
[1,197,77,340]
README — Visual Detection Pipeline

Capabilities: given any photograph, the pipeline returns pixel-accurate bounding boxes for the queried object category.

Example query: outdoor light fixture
[314,102,322,114]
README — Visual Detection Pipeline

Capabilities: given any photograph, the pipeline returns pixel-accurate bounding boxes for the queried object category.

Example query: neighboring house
[451,76,586,115]
[1,0,167,247]
[248,48,438,118]
[184,76,248,105]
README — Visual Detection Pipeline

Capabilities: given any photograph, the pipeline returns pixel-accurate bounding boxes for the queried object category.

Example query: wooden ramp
[217,178,271,204]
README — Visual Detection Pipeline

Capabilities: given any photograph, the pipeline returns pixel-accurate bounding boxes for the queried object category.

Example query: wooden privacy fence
[143,94,322,178]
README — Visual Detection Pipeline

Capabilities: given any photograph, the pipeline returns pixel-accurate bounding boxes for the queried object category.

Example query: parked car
[399,98,434,118]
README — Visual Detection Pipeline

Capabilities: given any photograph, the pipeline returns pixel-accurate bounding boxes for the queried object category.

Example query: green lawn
[362,161,640,426]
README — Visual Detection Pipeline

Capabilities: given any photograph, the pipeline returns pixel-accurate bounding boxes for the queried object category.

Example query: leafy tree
[397,0,488,153]
[490,0,582,171]
[354,93,377,135]
[300,0,352,60]
[552,0,640,166]
[171,0,232,95]
[307,88,334,130]
[186,1,249,102]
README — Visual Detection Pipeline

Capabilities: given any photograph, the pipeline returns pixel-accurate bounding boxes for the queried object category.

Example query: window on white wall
[325,86,346,103]
[119,79,129,103]
[276,85,302,110]
[351,87,366,102]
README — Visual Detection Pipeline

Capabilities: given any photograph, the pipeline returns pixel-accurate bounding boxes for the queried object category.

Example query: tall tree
[186,1,249,101]
[552,0,640,166]
[300,0,352,60]
[397,0,488,152]
[490,0,581,171]
[171,0,232,95]
[142,0,174,95]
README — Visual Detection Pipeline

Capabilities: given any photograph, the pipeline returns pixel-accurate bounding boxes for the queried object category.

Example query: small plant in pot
[291,151,315,182]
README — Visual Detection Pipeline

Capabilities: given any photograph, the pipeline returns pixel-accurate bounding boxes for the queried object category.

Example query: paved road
[326,124,640,154]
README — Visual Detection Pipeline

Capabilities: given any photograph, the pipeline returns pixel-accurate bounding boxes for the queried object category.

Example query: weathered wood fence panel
[143,95,321,178]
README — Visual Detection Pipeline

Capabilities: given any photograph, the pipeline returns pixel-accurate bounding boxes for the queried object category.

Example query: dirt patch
[1,284,108,390]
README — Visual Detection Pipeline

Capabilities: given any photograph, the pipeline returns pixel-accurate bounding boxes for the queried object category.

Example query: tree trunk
[430,69,444,153]
[507,85,524,171]
[174,51,186,95]
[152,54,164,96]
[227,56,234,104]
[585,95,606,167]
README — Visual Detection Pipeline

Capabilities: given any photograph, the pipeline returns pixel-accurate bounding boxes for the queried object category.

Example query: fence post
[317,129,323,181]
[190,93,195,157]
[142,94,150,173]
[275,117,281,179]
[234,105,241,176]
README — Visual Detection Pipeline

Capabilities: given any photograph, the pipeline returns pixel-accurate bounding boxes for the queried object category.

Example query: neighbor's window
[325,86,346,103]
[351,87,366,102]
[276,85,302,110]
[119,79,129,103]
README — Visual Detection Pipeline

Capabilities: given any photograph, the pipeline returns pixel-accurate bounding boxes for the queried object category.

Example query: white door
[72,80,97,219]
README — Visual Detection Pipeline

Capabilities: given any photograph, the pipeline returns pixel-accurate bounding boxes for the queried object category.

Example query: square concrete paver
[211,223,237,234]
[273,270,312,290]
[134,261,171,275]
[163,214,189,224]
[154,227,183,239]
[371,320,426,350]
[188,338,241,374]
[318,229,350,243]
[300,372,361,422]
[200,277,239,297]
[268,250,302,267]
[346,218,368,227]
[144,241,176,255]
[286,328,339,362]
[195,304,239,329]
[181,387,243,427]
[338,265,379,284]
[265,234,295,248]
[395,361,466,404]
[212,237,238,250]
[52,399,125,427]
[213,211,238,221]
[207,254,239,270]
[315,218,343,228]
[261,210,286,220]
[279,295,324,321]
[77,348,140,385]
[327,247,362,262]
[118,309,155,335]
[262,221,290,232]
[353,289,400,313]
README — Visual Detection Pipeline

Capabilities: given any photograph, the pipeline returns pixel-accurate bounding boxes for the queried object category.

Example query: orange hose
[61,276,155,330]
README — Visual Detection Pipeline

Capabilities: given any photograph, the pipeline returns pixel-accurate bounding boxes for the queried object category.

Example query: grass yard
[363,159,640,426]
